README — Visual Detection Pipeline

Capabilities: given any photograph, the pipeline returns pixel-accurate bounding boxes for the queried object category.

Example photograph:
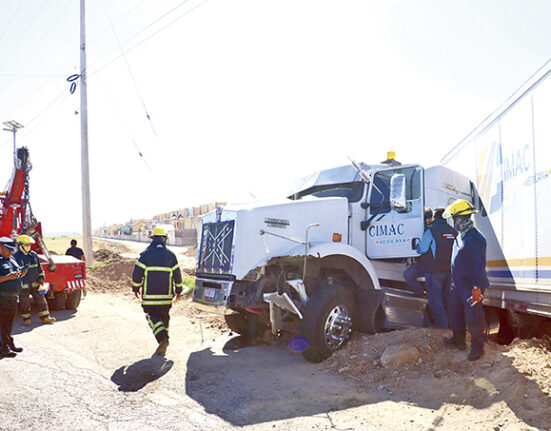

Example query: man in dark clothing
[403,208,433,297]
[416,207,456,328]
[443,199,489,361]
[0,237,27,357]
[65,239,85,261]
[132,227,183,356]
[14,235,56,326]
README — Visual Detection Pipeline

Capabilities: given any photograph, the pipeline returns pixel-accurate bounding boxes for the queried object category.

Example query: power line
[0,0,24,47]
[91,0,208,75]
[0,0,50,74]
[102,0,157,136]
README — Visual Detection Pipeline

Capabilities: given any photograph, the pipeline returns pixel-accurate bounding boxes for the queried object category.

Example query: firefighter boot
[0,345,16,358]
[155,339,169,356]
[23,318,31,326]
[8,338,22,353]
[41,316,56,324]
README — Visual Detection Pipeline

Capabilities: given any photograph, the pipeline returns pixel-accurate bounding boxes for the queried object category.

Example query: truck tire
[65,289,82,310]
[50,293,68,311]
[225,310,267,339]
[299,284,355,363]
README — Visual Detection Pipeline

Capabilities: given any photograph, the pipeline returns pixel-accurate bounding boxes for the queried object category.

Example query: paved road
[0,294,383,431]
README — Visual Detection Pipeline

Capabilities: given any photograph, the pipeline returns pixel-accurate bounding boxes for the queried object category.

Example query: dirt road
[1,291,548,431]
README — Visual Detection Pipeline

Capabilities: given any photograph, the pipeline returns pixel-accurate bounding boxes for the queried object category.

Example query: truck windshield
[289,182,364,202]
[369,167,422,214]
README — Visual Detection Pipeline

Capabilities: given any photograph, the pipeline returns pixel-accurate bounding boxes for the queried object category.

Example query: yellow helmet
[443,199,477,219]
[17,234,35,245]
[150,227,168,237]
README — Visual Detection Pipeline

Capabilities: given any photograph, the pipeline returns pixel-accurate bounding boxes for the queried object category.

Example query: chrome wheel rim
[323,305,352,351]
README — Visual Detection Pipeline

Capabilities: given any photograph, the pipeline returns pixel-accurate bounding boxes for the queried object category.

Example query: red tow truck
[0,147,86,310]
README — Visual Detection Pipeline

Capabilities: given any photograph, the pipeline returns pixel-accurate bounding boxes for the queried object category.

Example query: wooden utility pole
[80,0,94,265]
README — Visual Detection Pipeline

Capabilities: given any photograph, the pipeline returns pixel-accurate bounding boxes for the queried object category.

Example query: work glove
[133,287,140,299]
[471,287,483,305]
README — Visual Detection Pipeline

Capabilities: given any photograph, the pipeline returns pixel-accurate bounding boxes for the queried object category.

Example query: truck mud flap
[381,288,428,329]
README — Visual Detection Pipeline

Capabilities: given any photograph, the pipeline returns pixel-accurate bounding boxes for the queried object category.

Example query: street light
[3,120,24,167]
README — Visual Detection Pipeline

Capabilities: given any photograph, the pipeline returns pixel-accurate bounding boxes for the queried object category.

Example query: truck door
[366,166,425,259]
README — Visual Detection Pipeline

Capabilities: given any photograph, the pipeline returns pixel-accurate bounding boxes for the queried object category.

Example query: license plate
[204,287,217,300]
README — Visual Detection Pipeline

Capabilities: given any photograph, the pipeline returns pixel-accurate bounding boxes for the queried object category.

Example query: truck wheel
[225,310,267,338]
[50,293,67,311]
[65,290,82,310]
[299,284,355,363]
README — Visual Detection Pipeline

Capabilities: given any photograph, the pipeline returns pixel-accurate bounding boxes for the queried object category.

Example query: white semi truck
[193,61,551,362]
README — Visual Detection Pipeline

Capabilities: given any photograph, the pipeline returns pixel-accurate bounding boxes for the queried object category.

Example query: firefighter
[14,235,56,325]
[443,199,489,361]
[0,237,26,357]
[132,227,183,356]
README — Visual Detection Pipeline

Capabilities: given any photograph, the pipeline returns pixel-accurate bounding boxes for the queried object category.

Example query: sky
[1,0,551,234]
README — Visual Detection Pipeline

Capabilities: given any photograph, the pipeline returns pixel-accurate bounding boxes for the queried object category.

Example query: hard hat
[443,199,478,219]
[17,234,35,245]
[150,227,168,237]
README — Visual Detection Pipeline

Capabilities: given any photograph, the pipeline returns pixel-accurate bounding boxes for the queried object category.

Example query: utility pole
[80,0,94,266]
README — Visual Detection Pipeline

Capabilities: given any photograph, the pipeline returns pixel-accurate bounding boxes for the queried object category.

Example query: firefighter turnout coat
[131,239,183,306]
[13,250,45,289]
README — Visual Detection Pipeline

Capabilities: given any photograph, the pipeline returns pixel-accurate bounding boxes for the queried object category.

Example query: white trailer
[443,60,551,339]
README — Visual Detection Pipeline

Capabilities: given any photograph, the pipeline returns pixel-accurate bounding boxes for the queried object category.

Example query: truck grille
[197,220,235,274]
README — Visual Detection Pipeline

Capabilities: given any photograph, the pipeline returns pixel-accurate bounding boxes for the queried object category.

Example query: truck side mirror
[390,174,407,212]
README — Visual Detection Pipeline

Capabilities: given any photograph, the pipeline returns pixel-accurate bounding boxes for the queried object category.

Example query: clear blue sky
[1,0,550,233]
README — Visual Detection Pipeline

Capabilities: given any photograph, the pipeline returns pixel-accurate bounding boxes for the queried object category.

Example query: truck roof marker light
[333,233,342,242]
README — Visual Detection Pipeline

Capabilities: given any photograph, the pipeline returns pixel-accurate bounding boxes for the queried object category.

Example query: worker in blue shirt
[0,237,27,357]
[416,207,456,328]
[443,199,489,361]
[403,208,434,297]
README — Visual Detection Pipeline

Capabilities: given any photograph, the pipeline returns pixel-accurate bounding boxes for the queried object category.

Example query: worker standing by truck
[14,235,56,326]
[131,228,184,356]
[403,208,433,297]
[416,207,456,328]
[443,199,489,361]
[0,237,26,357]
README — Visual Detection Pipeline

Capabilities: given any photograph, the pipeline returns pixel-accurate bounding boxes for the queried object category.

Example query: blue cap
[0,237,17,251]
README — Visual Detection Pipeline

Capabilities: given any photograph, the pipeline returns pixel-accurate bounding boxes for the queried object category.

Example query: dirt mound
[322,328,551,430]
[93,239,132,254]
[94,248,122,262]
[86,258,136,294]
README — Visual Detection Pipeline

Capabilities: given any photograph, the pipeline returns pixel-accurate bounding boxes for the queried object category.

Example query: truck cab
[193,154,475,361]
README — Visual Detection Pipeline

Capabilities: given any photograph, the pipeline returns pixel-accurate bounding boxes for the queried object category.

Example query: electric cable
[96,71,152,171]
[0,0,50,74]
[0,0,24,47]
[102,0,157,136]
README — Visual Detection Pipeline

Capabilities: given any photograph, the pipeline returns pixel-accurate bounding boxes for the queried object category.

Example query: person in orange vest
[13,235,56,325]
[132,227,183,356]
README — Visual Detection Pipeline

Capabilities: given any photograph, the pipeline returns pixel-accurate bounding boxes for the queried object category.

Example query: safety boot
[23,318,31,326]
[467,348,485,361]
[8,338,22,353]
[0,346,16,358]
[154,339,169,356]
[444,335,466,350]
[41,316,56,324]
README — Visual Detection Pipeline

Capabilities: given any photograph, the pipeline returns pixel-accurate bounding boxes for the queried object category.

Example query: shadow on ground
[185,336,551,428]
[12,308,77,335]
[111,356,174,392]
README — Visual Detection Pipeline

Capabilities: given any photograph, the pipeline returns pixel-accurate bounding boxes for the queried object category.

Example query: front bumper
[192,277,234,314]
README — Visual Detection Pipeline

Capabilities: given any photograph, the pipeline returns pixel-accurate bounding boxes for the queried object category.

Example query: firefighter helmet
[150,227,168,237]
[443,199,478,219]
[17,234,35,244]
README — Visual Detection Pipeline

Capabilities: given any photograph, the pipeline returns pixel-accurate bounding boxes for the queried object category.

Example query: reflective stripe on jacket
[132,239,183,306]
[13,250,44,288]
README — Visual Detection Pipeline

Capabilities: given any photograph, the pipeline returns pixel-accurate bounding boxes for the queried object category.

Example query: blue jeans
[425,273,450,329]
[448,284,485,352]
[403,262,424,297]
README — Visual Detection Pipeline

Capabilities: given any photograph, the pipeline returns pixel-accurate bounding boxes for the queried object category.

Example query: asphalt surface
[0,294,376,431]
